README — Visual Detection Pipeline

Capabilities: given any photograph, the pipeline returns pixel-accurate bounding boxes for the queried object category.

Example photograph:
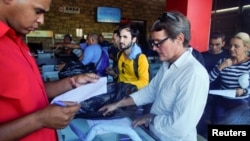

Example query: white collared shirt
[131,50,209,141]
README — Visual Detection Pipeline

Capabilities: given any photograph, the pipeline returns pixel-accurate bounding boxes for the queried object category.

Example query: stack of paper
[51,77,107,103]
[209,90,236,98]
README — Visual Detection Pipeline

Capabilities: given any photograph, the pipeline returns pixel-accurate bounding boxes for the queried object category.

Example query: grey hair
[151,11,191,47]
[88,33,99,43]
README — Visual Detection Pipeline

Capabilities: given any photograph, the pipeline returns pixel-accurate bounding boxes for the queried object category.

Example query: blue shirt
[80,44,102,65]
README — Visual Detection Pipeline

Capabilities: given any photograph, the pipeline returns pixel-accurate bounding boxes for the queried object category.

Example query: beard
[120,41,133,51]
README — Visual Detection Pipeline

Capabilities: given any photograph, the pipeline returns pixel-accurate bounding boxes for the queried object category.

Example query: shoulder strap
[116,51,123,74]
[117,52,142,79]
[96,49,104,66]
[117,51,123,61]
[133,53,141,79]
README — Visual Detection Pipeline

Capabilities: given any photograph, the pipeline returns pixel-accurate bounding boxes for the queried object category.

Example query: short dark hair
[64,34,72,41]
[113,29,119,36]
[210,31,225,41]
[150,11,191,47]
[118,23,140,39]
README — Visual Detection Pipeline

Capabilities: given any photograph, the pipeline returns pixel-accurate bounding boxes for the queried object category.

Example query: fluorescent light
[212,4,250,14]
[217,7,238,13]
[243,4,250,9]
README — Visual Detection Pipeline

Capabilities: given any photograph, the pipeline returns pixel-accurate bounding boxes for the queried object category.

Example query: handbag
[58,60,96,79]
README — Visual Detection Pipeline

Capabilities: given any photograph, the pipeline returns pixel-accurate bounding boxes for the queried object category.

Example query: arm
[0,73,99,140]
[98,96,135,116]
[217,58,233,71]
[0,101,80,140]
[105,67,118,78]
[44,73,99,99]
[81,47,95,65]
[209,58,229,82]
[55,43,81,49]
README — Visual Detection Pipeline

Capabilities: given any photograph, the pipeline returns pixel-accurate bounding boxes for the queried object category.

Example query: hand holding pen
[36,101,80,129]
[53,101,86,141]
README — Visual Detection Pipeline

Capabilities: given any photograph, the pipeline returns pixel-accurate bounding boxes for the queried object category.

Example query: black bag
[58,60,96,79]
[75,82,138,119]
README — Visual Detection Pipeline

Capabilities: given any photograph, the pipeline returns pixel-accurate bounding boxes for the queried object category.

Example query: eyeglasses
[158,12,178,22]
[149,36,169,48]
[122,62,125,74]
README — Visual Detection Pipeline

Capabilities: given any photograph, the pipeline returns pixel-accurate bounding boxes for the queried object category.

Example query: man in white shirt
[99,11,209,141]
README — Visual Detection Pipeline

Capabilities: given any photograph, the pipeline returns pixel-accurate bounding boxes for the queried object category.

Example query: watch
[243,89,248,95]
[148,114,155,125]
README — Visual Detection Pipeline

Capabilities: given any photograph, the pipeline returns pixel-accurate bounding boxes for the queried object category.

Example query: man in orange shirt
[0,0,99,140]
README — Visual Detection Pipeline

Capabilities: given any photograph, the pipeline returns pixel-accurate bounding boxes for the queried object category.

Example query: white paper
[51,77,107,103]
[209,89,236,98]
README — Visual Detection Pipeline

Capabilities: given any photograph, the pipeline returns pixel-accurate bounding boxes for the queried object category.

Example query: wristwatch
[243,89,248,95]
[148,114,155,125]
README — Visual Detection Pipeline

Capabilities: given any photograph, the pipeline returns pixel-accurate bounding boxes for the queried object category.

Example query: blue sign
[97,7,121,23]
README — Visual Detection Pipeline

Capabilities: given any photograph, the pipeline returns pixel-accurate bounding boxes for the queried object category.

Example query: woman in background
[209,32,250,123]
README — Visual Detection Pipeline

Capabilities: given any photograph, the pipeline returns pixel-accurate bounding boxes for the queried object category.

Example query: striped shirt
[209,58,250,89]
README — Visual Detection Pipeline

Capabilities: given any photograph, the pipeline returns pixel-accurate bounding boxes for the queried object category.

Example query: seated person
[76,26,149,119]
[108,29,120,69]
[56,33,107,77]
[80,33,102,68]
[98,34,110,47]
[197,31,230,139]
[99,11,209,141]
[209,32,250,123]
[55,34,75,55]
[105,23,150,90]
[54,34,79,63]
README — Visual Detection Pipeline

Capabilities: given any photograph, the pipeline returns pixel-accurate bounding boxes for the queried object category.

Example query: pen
[52,101,86,141]
[119,137,131,141]
[53,101,66,107]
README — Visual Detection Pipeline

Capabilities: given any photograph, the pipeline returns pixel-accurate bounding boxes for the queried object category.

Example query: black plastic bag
[58,60,96,79]
[75,82,138,119]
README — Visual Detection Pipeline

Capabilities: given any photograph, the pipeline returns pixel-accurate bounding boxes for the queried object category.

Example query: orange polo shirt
[0,22,57,141]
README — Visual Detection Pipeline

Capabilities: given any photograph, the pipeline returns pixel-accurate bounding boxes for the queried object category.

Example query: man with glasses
[99,11,209,141]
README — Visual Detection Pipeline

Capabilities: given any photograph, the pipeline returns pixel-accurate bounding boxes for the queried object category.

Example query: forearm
[0,111,42,140]
[64,43,80,49]
[44,73,99,99]
[44,77,74,99]
[116,96,136,108]
[55,43,80,49]
[209,67,220,82]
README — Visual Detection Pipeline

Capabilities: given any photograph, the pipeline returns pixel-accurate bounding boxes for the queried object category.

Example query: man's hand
[236,88,246,97]
[105,67,116,76]
[218,58,233,71]
[73,73,100,88]
[37,101,81,129]
[132,114,155,128]
[98,102,119,116]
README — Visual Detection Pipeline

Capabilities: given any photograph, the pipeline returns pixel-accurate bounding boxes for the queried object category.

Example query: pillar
[166,0,213,52]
